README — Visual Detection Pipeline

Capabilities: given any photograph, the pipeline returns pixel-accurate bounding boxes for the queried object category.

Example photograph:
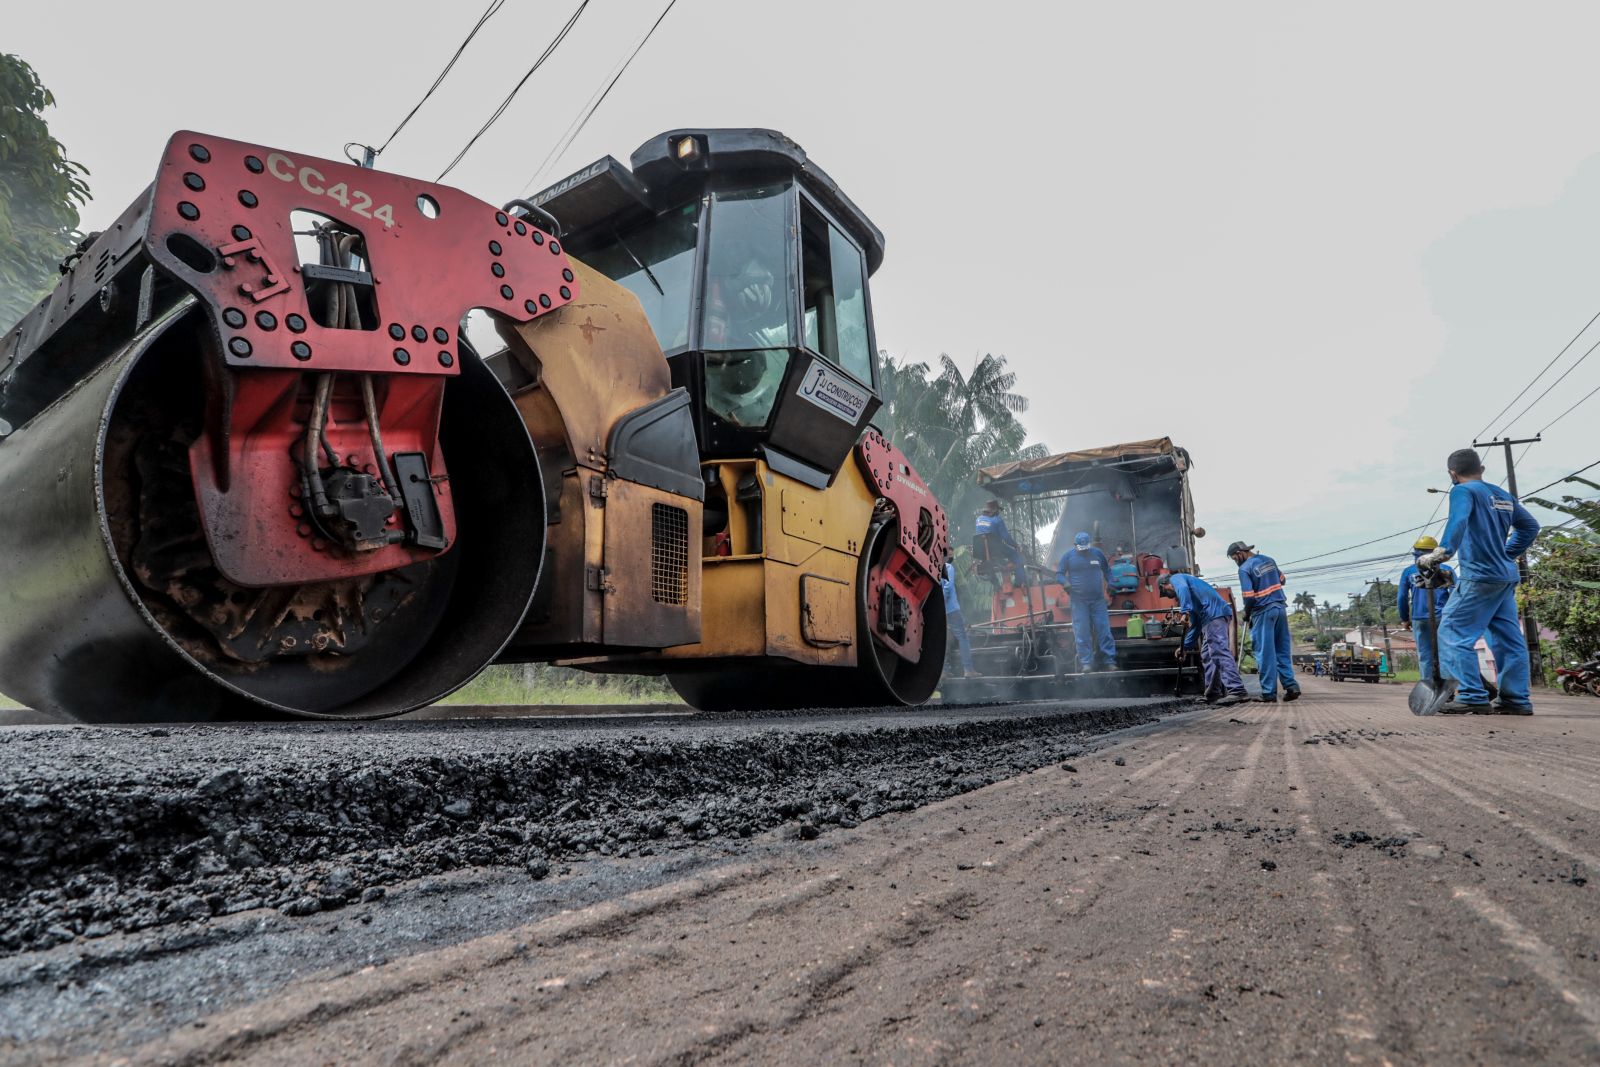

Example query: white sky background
[14,0,1600,606]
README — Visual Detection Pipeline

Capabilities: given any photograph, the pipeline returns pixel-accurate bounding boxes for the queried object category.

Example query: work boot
[1436,699,1490,715]
[1216,691,1250,707]
[1492,701,1534,716]
[1257,692,1278,703]
[1282,687,1302,703]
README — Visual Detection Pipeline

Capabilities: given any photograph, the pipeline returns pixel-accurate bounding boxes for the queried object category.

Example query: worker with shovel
[1417,448,1540,715]
[1398,534,1453,675]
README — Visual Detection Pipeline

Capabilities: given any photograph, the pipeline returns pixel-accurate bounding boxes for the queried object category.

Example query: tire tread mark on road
[1352,731,1600,876]
[1277,710,1405,1063]
[1453,886,1600,1053]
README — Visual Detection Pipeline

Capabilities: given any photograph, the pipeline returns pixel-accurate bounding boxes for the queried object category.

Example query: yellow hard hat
[1413,534,1439,551]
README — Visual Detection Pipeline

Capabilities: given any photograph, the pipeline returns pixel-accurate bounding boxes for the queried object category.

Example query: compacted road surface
[5,681,1600,1064]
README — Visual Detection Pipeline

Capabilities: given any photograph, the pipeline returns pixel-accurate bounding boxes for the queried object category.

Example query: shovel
[1409,567,1457,715]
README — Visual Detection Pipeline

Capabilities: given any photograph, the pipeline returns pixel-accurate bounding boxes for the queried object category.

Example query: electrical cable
[1524,457,1600,500]
[375,0,507,157]
[1475,306,1600,440]
[1278,520,1446,568]
[1492,334,1600,439]
[521,0,681,191]
[436,0,592,182]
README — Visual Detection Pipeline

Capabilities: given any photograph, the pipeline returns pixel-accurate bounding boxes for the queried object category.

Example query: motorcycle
[1555,660,1600,698]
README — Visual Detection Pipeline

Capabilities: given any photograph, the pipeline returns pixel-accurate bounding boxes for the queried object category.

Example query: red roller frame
[855,429,950,662]
[141,132,580,587]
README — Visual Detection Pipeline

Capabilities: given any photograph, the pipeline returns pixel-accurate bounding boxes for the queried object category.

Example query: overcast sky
[14,0,1600,605]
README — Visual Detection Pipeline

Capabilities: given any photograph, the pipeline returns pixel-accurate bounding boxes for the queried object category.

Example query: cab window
[702,186,795,351]
[800,200,872,384]
[580,203,699,352]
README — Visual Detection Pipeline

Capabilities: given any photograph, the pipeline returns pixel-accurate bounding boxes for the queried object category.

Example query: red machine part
[143,133,580,587]
[147,132,579,375]
[855,430,949,662]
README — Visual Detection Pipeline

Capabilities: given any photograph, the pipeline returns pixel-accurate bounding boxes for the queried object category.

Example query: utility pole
[1472,434,1545,686]
[1366,578,1394,676]
[1348,593,1365,647]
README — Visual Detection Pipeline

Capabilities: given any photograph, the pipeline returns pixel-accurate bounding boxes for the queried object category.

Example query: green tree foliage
[878,351,1051,616]
[0,54,89,330]
[1525,476,1600,664]
[878,351,1052,545]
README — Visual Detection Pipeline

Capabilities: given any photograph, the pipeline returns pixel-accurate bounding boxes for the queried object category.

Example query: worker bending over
[1057,532,1119,672]
[1228,541,1302,703]
[1161,571,1248,706]
[974,500,1028,588]
[1419,448,1540,714]
[1397,534,1453,676]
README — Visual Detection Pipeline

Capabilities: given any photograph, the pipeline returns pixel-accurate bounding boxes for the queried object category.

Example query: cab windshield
[579,202,699,352]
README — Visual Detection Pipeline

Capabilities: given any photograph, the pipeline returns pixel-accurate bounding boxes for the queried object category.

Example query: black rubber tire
[668,521,946,711]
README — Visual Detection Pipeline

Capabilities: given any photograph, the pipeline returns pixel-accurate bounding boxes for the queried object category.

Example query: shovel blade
[1409,676,1458,716]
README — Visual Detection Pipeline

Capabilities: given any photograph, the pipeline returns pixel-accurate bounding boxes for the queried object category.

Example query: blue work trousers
[947,608,974,674]
[1072,597,1118,670]
[1250,603,1298,697]
[1199,617,1245,695]
[1412,623,1439,678]
[1001,546,1027,587]
[1438,579,1530,706]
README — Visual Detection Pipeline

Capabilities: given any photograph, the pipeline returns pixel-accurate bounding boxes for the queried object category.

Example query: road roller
[0,128,947,720]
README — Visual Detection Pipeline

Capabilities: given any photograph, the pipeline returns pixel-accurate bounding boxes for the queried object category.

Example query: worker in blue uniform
[1397,534,1453,678]
[1057,532,1119,672]
[1160,571,1248,706]
[942,557,981,679]
[974,500,1027,587]
[1418,448,1541,714]
[1228,541,1301,703]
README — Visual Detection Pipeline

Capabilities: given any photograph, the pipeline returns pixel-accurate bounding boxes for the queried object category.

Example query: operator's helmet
[1413,534,1439,552]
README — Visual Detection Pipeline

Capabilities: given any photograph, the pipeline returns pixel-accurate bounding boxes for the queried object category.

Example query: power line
[1524,457,1600,500]
[522,0,681,191]
[436,0,592,182]
[1475,306,1600,439]
[1494,334,1600,438]
[375,0,507,157]
[1279,520,1445,568]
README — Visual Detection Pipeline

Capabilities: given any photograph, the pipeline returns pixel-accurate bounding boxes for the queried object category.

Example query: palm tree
[1293,591,1318,626]
[877,350,1055,593]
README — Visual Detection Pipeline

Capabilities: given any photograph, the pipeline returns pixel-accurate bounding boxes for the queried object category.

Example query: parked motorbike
[1555,660,1600,698]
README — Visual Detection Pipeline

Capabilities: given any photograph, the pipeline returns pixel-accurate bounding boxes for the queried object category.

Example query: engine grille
[651,503,689,605]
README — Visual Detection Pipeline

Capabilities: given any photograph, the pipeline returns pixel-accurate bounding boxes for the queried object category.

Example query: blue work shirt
[1397,556,1453,623]
[1057,546,1112,598]
[1439,480,1540,584]
[1168,573,1233,648]
[974,512,1018,549]
[941,563,962,615]
[1238,554,1288,611]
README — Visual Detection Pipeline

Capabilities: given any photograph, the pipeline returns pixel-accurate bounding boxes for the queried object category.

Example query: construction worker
[1418,448,1541,714]
[1057,532,1119,672]
[974,500,1027,587]
[1228,541,1302,703]
[942,557,981,679]
[1397,534,1454,677]
[1160,571,1248,706]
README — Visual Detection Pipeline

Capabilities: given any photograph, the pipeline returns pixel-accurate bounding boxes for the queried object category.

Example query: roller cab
[528,130,949,707]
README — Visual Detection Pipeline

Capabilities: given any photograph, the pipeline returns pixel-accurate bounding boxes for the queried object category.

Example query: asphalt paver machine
[944,438,1236,699]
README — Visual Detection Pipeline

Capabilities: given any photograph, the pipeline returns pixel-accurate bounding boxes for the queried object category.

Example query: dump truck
[0,128,947,720]
[1328,643,1383,683]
